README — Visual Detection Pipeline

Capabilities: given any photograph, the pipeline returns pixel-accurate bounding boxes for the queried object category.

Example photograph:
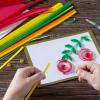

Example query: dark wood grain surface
[0,0,100,100]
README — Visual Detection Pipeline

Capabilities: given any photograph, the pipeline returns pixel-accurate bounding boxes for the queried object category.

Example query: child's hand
[3,67,45,100]
[77,61,100,91]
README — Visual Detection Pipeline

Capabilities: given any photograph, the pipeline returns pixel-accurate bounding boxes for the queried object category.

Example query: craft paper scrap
[0,9,28,39]
[0,19,26,39]
[25,31,100,85]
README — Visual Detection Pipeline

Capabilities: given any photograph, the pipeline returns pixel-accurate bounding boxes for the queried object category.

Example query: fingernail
[75,66,80,72]
[43,73,46,80]
[43,75,46,80]
[77,69,80,75]
[78,77,82,82]
[40,72,46,79]
[39,72,45,80]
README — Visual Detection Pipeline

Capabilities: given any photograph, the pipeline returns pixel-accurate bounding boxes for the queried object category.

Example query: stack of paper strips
[0,2,77,60]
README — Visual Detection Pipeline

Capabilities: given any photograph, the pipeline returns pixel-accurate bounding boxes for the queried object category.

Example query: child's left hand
[3,67,45,100]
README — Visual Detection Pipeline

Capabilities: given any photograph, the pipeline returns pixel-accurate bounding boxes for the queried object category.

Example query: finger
[77,69,92,83]
[75,66,80,73]
[17,67,42,78]
[79,61,95,73]
[21,67,42,75]
[27,72,45,85]
[78,77,82,82]
[78,74,84,82]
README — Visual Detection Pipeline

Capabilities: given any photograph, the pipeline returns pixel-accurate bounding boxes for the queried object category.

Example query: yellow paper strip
[0,47,24,70]
[25,63,51,100]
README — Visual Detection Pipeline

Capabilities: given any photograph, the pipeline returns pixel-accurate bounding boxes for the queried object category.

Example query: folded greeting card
[25,30,100,85]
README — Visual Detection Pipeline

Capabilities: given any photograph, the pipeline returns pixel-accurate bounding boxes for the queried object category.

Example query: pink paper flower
[77,48,94,61]
[57,60,72,74]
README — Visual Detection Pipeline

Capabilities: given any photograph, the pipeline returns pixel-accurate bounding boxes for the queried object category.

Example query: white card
[25,31,100,85]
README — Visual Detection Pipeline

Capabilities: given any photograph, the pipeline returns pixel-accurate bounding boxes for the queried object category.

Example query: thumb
[27,72,45,85]
[77,69,92,83]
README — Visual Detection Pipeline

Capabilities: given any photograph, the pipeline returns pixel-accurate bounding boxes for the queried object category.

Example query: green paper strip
[0,2,73,51]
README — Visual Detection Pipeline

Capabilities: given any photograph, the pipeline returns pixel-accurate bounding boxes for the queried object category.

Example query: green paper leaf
[71,48,76,54]
[62,54,73,61]
[81,36,90,42]
[65,44,76,54]
[62,50,71,54]
[71,39,82,48]
[65,44,73,48]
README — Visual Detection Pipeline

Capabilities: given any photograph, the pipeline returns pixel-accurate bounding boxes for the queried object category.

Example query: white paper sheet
[0,10,29,39]
[0,19,26,39]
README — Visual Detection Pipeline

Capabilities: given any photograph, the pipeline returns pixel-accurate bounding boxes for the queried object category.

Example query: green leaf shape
[62,50,71,54]
[81,36,90,42]
[62,54,73,61]
[65,44,76,54]
[71,39,82,48]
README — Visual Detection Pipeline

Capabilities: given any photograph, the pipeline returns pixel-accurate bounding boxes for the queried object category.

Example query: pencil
[0,46,24,70]
[0,9,77,58]
[25,63,51,100]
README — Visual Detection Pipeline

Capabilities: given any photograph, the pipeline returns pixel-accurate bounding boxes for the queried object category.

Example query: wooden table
[0,0,100,100]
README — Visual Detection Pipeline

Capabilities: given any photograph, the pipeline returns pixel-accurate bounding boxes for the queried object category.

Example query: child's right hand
[3,67,45,100]
[77,61,100,91]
